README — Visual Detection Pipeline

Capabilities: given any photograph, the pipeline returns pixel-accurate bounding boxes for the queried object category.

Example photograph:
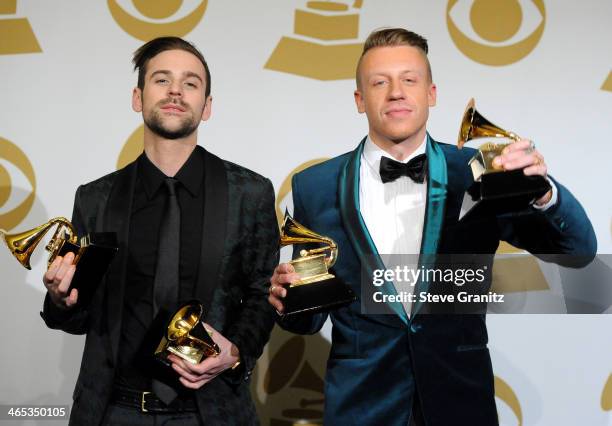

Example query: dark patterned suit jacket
[41,146,279,425]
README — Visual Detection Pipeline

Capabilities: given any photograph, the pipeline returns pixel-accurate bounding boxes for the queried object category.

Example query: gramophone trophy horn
[154,301,220,365]
[279,212,355,315]
[458,98,520,150]
[1,217,118,306]
[1,217,76,270]
[280,214,337,284]
[456,98,550,218]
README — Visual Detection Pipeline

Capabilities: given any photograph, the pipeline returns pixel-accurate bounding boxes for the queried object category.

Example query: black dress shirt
[116,148,204,391]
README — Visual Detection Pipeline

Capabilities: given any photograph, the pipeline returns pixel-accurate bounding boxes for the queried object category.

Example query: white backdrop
[1,1,611,425]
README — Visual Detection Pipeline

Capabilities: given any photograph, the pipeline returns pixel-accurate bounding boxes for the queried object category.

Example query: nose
[167,80,183,98]
[388,78,405,101]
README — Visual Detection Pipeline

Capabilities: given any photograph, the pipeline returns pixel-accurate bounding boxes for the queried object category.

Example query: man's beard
[144,100,200,140]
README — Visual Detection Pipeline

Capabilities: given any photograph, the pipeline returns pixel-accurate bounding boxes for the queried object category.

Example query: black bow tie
[379,154,427,184]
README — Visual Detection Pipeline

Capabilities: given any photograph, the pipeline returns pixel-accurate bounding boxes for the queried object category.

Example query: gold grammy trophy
[154,301,220,365]
[457,98,550,217]
[280,212,355,315]
[0,217,118,306]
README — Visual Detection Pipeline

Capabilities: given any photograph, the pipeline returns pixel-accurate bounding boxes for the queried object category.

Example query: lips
[385,107,413,118]
[160,103,186,113]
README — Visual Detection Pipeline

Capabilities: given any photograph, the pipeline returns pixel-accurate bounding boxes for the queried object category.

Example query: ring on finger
[526,140,536,154]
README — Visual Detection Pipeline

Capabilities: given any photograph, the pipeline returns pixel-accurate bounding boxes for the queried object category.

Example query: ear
[428,83,437,107]
[201,95,212,122]
[354,89,366,114]
[132,87,143,112]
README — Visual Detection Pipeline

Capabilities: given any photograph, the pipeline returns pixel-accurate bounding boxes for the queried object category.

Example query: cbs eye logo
[108,0,208,41]
[275,158,328,225]
[447,0,546,66]
[0,137,36,230]
[117,124,144,170]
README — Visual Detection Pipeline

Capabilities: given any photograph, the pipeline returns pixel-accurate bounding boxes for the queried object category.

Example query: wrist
[534,188,553,206]
[230,343,241,370]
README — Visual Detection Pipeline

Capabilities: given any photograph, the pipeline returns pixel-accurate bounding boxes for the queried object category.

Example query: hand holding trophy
[154,301,220,366]
[458,98,551,217]
[270,212,355,315]
[1,217,118,307]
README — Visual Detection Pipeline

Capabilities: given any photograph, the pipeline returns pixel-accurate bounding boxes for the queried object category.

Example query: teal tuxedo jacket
[279,136,596,426]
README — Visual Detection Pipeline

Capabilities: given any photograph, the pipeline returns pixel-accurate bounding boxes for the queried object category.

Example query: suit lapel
[102,160,138,362]
[194,147,228,315]
[412,134,448,317]
[338,138,409,325]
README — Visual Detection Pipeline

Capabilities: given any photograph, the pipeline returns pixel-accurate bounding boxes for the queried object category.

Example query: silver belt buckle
[141,391,151,412]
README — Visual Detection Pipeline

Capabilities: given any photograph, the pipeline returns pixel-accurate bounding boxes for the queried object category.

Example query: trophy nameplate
[1,217,118,307]
[458,98,550,219]
[280,212,356,315]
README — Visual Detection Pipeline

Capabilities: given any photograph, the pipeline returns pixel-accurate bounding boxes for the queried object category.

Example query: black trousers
[409,393,426,426]
[102,403,203,426]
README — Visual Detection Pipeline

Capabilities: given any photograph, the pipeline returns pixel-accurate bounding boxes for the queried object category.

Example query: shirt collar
[362,134,427,177]
[137,147,204,199]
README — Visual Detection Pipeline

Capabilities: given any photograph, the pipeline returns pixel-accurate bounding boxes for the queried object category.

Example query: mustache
[156,98,189,110]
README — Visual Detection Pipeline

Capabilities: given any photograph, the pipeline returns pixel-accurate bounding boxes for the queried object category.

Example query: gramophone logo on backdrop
[265,1,364,80]
[602,71,612,92]
[447,0,546,66]
[108,0,207,42]
[0,0,41,54]
[0,138,36,230]
[258,336,326,425]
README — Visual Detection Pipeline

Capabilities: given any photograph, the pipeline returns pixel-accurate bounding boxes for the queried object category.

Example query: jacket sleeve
[40,185,91,335]
[498,176,597,267]
[275,172,328,335]
[224,178,279,383]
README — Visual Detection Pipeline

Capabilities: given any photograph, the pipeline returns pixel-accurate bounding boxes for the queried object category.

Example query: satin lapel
[194,148,228,315]
[338,138,409,325]
[412,134,448,317]
[103,161,138,362]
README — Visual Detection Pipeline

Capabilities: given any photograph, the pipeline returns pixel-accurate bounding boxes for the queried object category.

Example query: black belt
[111,385,198,414]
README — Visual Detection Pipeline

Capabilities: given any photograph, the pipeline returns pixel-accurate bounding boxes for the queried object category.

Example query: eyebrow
[369,69,420,77]
[367,70,422,82]
[150,70,203,83]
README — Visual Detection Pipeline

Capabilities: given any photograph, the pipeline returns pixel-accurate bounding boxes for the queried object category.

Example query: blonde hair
[356,28,432,87]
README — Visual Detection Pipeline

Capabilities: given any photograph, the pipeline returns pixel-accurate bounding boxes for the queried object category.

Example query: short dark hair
[356,28,432,87]
[132,36,211,98]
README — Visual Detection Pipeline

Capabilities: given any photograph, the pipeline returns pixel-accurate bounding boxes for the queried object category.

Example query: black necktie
[379,154,427,184]
[152,177,180,404]
[153,178,180,315]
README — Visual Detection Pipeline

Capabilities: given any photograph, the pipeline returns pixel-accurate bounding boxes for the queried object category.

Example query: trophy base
[284,276,356,316]
[463,169,551,220]
[57,232,118,307]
